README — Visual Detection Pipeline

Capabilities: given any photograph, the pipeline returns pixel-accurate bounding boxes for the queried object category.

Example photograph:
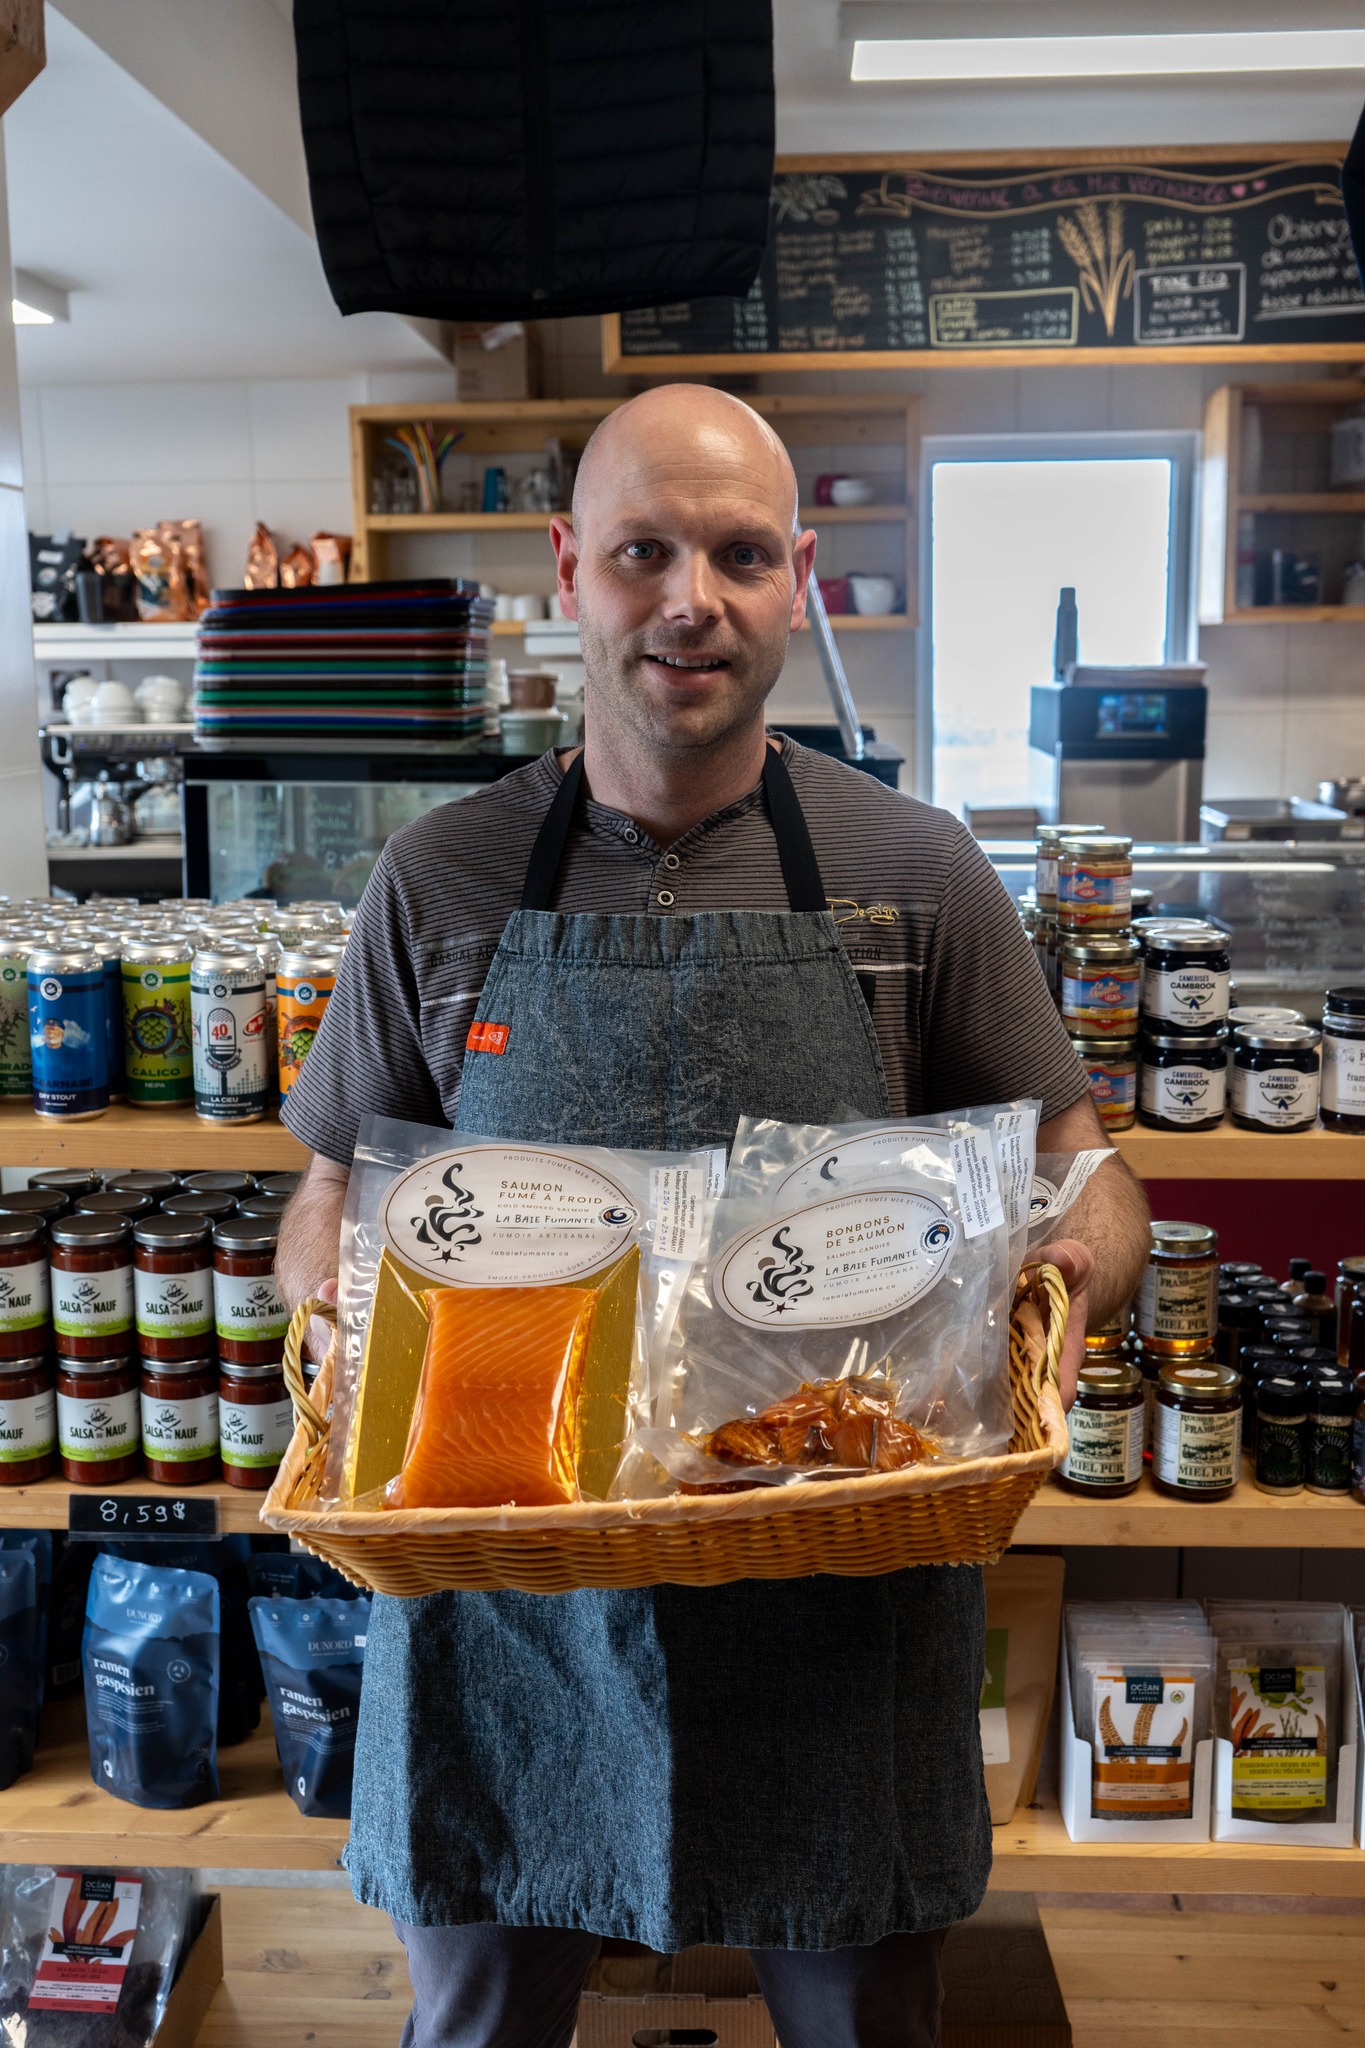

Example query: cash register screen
[1096,690,1168,739]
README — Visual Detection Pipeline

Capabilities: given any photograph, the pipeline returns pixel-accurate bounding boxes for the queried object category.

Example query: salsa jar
[1036,823,1104,916]
[219,1358,294,1489]
[184,1171,256,1203]
[1141,926,1230,1033]
[1137,1221,1219,1356]
[161,1190,236,1225]
[1138,1030,1227,1133]
[1057,836,1133,934]
[1058,1358,1144,1496]
[49,1214,133,1359]
[134,1216,214,1361]
[0,1220,51,1359]
[1069,1033,1137,1132]
[1060,935,1140,1036]
[1319,988,1365,1134]
[1230,1025,1320,1133]
[56,1354,140,1483]
[140,1355,220,1483]
[1151,1361,1242,1501]
[213,1218,287,1363]
[28,1168,99,1199]
[0,1355,55,1483]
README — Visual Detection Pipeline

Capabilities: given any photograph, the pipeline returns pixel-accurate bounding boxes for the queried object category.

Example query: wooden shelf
[1016,1471,1365,1548]
[0,1475,269,1532]
[0,1101,308,1170]
[0,1702,346,1872]
[1241,492,1365,514]
[1112,1120,1365,1180]
[990,1796,1365,1894]
[1218,605,1365,624]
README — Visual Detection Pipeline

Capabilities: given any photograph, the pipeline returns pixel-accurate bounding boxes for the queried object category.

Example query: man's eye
[731,546,763,567]
[624,542,657,561]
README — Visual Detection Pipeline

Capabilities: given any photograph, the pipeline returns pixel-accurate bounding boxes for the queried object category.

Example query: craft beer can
[276,943,343,1096]
[27,945,109,1120]
[122,938,194,1107]
[0,928,35,1097]
[191,947,268,1125]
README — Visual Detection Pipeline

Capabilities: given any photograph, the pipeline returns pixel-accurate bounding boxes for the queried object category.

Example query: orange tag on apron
[466,1021,510,1055]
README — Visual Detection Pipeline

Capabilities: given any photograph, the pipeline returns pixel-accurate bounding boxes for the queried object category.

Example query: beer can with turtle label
[27,945,109,1120]
[276,944,343,1097]
[122,939,193,1107]
[190,947,267,1125]
[0,928,35,1097]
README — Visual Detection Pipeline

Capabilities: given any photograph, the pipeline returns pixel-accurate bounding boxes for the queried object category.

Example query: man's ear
[550,515,580,620]
[789,527,817,631]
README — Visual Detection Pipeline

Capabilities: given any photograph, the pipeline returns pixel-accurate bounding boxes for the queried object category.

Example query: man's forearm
[277,1156,348,1318]
[1054,1156,1150,1328]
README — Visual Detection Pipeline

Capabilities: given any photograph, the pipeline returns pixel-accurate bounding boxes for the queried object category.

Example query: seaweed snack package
[1067,1601,1214,1821]
[1026,1149,1119,1250]
[619,1118,1013,1495]
[250,1593,371,1818]
[328,1114,723,1507]
[0,1552,40,1792]
[106,1537,259,1747]
[1208,1600,1346,1824]
[0,1863,193,2048]
[82,1555,219,1809]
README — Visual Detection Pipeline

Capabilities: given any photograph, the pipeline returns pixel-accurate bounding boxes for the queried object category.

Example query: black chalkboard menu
[602,149,1365,371]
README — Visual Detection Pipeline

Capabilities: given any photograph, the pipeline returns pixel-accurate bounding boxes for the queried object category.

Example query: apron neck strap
[519,743,829,915]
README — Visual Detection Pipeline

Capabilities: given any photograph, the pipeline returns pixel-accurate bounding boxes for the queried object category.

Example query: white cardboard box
[1058,1634,1214,1844]
[1211,1610,1361,1847]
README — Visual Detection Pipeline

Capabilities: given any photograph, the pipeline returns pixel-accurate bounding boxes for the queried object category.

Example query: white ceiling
[3,1,1362,388]
[4,8,446,386]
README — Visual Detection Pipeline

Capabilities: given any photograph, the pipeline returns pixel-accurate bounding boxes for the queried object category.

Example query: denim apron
[348,749,992,1952]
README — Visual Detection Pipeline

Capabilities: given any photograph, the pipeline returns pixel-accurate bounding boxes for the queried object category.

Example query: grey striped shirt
[282,737,1087,1164]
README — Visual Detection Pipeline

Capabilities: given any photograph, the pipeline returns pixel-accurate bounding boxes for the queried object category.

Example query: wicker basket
[260,1266,1070,1596]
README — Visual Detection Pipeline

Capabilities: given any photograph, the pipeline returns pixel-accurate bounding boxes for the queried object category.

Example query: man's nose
[659,549,719,622]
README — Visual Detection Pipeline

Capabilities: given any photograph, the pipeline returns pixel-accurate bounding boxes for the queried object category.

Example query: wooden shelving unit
[348,396,921,632]
[1110,1120,1365,1180]
[1199,380,1365,623]
[1018,1471,1365,1548]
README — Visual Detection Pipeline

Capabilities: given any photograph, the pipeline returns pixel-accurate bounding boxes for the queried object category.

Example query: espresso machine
[1028,663,1208,841]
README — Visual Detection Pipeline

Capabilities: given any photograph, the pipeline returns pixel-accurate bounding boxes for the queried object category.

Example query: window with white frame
[925,435,1195,820]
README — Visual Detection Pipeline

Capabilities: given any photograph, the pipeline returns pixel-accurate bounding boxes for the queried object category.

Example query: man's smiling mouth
[646,654,728,672]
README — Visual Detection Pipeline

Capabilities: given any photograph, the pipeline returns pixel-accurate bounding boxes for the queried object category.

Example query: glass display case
[986,839,1365,1014]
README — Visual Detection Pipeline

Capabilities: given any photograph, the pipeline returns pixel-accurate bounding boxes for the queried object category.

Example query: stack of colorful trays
[193,579,493,742]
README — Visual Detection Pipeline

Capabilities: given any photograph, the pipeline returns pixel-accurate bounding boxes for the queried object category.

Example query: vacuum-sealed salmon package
[325,1114,724,1510]
[615,1115,1014,1497]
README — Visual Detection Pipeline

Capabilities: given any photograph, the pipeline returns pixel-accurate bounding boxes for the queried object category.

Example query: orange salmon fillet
[385,1284,598,1509]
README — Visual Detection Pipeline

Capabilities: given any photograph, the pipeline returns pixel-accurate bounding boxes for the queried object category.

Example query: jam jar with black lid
[49,1214,133,1359]
[1138,1030,1227,1132]
[184,1170,257,1202]
[104,1170,181,1202]
[28,1168,99,1198]
[134,1215,214,1362]
[1141,925,1231,1034]
[218,1358,293,1489]
[161,1190,237,1224]
[1231,1025,1321,1133]
[0,1190,67,1223]
[1320,987,1365,1134]
[0,1220,50,1359]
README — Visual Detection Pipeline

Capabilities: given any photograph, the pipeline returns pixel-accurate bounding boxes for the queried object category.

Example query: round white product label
[380,1145,640,1286]
[713,1189,956,1329]
[0,1388,55,1462]
[774,1127,933,1204]
[1028,1174,1060,1220]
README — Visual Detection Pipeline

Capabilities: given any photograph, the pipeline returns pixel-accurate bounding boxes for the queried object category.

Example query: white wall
[0,130,48,896]
[22,325,1365,805]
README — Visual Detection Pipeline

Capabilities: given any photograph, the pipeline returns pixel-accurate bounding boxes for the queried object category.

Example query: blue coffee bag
[83,1553,220,1807]
[249,1595,370,1818]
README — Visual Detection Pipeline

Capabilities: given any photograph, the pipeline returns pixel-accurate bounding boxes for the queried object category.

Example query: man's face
[552,418,815,757]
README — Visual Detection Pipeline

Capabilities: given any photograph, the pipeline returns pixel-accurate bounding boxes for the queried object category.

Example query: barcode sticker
[651,1167,711,1260]
[950,1131,1004,1240]
[993,1109,1031,1237]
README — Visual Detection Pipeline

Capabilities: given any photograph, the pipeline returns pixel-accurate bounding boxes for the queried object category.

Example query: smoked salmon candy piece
[385,1283,598,1510]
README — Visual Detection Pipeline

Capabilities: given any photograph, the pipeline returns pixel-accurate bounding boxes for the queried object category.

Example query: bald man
[279,386,1148,2048]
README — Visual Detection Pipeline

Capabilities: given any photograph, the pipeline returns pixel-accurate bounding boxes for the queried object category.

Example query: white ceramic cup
[61,675,98,719]
[90,680,138,724]
[830,477,875,507]
[492,593,515,621]
[848,574,897,616]
[510,592,547,621]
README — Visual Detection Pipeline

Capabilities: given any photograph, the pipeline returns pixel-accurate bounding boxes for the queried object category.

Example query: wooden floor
[198,1888,1365,2048]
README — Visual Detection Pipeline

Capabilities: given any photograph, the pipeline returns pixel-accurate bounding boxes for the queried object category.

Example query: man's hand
[276,1155,348,1367]
[1031,1235,1093,1410]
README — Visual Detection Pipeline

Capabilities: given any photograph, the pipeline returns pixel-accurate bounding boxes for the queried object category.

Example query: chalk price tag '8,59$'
[67,1493,220,1539]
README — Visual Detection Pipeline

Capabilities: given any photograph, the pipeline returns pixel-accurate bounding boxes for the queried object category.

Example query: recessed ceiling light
[11,270,68,325]
[851,28,1365,79]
